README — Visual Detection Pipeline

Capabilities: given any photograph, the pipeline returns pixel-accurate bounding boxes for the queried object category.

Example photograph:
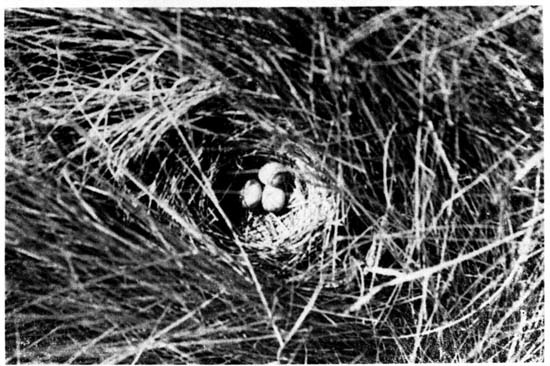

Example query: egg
[241,179,263,209]
[261,185,287,213]
[258,161,287,187]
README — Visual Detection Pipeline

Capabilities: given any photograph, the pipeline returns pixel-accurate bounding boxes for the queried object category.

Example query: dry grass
[4,7,543,363]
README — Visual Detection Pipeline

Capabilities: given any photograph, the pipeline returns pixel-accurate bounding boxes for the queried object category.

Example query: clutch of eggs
[241,161,292,213]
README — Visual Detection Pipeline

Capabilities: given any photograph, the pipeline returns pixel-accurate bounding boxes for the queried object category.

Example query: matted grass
[4,7,543,363]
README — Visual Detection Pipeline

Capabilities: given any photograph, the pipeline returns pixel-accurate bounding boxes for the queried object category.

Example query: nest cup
[241,158,340,258]
[199,122,340,260]
[217,150,340,265]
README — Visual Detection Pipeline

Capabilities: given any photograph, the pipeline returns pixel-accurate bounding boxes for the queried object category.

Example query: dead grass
[4,7,543,363]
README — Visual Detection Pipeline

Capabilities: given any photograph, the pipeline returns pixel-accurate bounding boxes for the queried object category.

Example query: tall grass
[5,7,543,363]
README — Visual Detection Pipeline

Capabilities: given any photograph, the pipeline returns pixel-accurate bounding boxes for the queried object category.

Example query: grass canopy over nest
[5,7,543,363]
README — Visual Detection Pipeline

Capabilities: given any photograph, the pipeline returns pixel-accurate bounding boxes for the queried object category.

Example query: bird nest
[239,157,340,259]
[97,111,342,267]
[206,140,342,263]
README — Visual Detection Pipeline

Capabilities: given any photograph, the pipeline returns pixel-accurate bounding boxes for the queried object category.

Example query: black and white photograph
[3,5,544,364]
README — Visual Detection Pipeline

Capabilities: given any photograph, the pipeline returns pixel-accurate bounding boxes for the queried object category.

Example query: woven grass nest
[218,147,341,262]
[5,7,543,364]
[99,109,343,268]
[174,118,345,272]
[241,161,339,257]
